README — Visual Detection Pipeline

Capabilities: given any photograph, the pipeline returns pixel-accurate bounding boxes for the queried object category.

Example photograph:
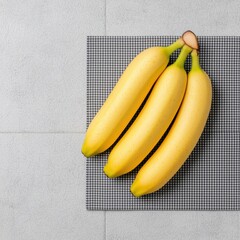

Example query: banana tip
[130,183,143,198]
[81,141,98,157]
[103,165,117,178]
[81,147,91,157]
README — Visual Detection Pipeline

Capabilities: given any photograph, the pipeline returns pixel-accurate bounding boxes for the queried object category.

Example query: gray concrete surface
[0,134,104,240]
[0,0,239,239]
[106,211,240,240]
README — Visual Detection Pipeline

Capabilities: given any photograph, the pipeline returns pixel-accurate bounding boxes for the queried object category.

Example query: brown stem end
[182,30,199,50]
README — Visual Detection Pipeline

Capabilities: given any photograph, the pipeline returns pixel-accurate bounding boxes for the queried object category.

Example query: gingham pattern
[86,36,240,210]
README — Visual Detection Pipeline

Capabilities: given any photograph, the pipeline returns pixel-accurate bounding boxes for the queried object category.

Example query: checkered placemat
[86,36,240,210]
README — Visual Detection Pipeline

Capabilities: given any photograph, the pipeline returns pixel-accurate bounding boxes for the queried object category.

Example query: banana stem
[164,38,185,55]
[174,45,192,68]
[191,50,201,71]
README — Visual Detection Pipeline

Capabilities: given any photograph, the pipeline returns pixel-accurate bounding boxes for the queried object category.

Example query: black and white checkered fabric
[86,36,240,210]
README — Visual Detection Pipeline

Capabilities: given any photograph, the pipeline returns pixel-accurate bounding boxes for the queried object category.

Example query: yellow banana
[131,50,212,197]
[104,45,192,178]
[82,38,185,157]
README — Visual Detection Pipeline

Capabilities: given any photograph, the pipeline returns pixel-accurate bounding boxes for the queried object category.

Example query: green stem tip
[191,50,201,71]
[164,38,185,55]
[174,45,192,68]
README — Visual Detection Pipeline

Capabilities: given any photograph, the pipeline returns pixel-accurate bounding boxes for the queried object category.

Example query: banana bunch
[82,31,212,197]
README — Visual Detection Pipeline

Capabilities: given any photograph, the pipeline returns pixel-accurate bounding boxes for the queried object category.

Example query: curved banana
[131,50,212,197]
[104,45,192,178]
[82,38,185,157]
